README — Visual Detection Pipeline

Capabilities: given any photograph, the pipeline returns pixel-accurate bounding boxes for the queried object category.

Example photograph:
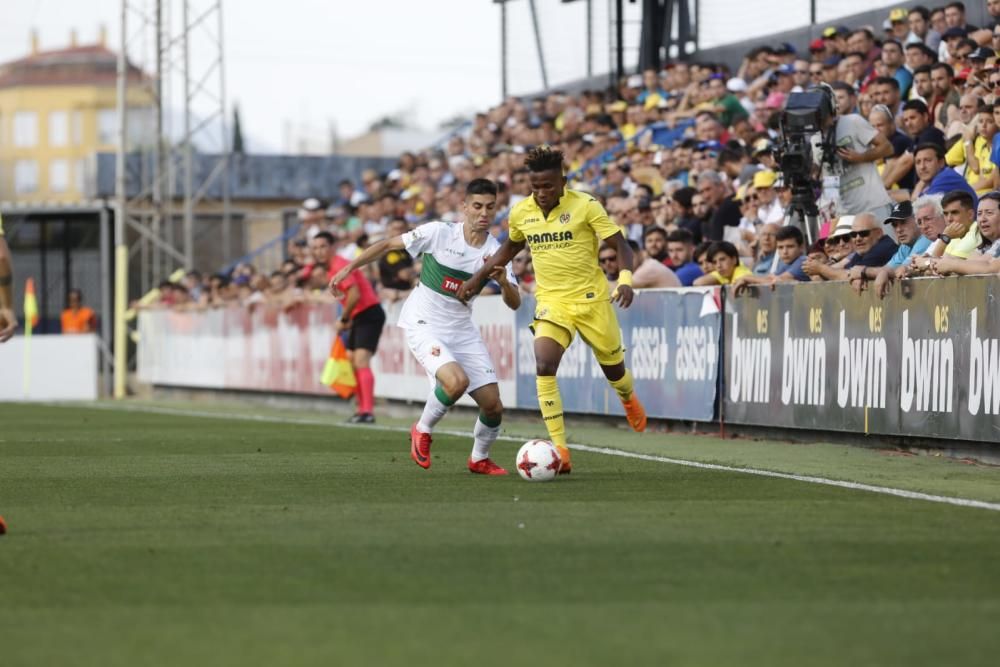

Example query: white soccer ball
[515,439,562,482]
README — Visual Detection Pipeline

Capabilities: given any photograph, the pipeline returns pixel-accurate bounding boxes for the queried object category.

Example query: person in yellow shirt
[457,146,647,474]
[0,213,16,342]
[61,288,97,334]
[945,103,997,195]
[693,241,752,285]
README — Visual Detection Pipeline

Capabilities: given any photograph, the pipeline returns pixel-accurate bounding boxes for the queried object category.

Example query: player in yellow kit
[457,146,646,473]
[0,213,17,342]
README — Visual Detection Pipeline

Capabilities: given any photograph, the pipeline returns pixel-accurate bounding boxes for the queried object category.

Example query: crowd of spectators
[151,1,1000,311]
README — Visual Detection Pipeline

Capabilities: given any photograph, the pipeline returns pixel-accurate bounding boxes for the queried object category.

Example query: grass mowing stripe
[58,402,1000,513]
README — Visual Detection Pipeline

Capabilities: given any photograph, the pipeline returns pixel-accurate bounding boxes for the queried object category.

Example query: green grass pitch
[1,402,999,666]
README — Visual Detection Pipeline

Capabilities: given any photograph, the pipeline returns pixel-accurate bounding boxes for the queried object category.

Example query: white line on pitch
[57,402,1000,513]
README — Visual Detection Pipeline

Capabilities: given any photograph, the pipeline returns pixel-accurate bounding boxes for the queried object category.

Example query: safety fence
[138,276,1000,443]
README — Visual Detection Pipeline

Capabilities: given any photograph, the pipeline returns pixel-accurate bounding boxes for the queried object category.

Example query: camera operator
[813,85,895,228]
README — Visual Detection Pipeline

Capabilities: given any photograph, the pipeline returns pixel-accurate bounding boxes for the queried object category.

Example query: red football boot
[467,458,509,476]
[410,423,432,469]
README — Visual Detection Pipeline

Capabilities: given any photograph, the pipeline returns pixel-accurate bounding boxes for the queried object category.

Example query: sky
[4,0,898,153]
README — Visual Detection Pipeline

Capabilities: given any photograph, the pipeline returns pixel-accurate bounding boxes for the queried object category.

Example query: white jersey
[397,221,515,331]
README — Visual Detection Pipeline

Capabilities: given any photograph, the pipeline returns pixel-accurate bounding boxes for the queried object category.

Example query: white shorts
[404,324,498,393]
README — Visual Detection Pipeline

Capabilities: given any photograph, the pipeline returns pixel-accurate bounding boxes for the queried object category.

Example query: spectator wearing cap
[751,140,778,171]
[912,143,978,202]
[880,40,912,96]
[946,102,998,195]
[752,170,785,225]
[665,229,704,285]
[822,25,850,56]
[805,213,898,281]
[884,200,933,267]
[887,8,910,42]
[906,6,941,51]
[809,38,830,63]
[938,28,966,72]
[963,46,992,89]
[820,217,856,266]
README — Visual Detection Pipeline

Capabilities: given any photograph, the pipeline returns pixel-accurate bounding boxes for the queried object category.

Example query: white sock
[471,417,501,462]
[417,390,451,434]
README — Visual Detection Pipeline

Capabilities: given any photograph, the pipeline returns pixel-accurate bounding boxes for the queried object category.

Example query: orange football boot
[555,444,572,475]
[622,395,647,432]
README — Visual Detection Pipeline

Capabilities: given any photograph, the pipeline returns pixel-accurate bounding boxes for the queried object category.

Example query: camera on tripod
[774,87,838,243]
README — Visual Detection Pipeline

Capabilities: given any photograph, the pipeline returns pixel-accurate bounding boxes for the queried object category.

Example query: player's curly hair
[525,145,565,173]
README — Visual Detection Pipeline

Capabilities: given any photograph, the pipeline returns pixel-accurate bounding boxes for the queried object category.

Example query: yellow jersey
[509,188,620,303]
[945,136,996,195]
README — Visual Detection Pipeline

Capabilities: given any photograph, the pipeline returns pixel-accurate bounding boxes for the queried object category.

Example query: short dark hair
[830,81,856,95]
[776,226,804,245]
[707,240,739,260]
[643,226,668,242]
[915,142,945,159]
[945,1,965,13]
[850,28,874,41]
[313,231,336,245]
[902,99,930,115]
[909,5,930,20]
[693,240,713,261]
[941,189,975,210]
[465,178,498,197]
[882,39,903,52]
[525,145,565,173]
[979,101,996,114]
[930,62,954,78]
[872,76,900,91]
[672,186,695,209]
[913,64,934,77]
[667,228,695,245]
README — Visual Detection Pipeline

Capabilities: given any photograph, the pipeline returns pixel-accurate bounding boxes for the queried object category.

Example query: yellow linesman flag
[23,277,39,329]
[320,336,356,399]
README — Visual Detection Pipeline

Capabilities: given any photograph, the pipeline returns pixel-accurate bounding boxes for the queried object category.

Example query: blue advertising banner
[516,289,721,421]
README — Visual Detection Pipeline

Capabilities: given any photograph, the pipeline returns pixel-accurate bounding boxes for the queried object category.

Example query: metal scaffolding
[114,0,230,398]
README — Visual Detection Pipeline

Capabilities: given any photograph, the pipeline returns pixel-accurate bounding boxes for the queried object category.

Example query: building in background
[0,29,154,203]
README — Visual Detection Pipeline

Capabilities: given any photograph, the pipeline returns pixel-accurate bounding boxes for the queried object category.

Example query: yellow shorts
[532,299,625,366]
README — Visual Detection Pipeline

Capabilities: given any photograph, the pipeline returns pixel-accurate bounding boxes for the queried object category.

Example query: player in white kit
[329,179,520,475]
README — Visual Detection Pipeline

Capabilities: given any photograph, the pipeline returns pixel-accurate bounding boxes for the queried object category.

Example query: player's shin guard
[536,375,567,448]
[608,368,635,402]
[356,367,375,414]
[417,385,455,434]
[471,413,501,462]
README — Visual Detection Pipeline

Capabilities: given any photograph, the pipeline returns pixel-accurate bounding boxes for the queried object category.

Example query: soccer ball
[515,439,562,482]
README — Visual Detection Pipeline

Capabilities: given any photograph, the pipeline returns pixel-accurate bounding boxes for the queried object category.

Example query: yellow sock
[536,375,567,448]
[608,369,635,402]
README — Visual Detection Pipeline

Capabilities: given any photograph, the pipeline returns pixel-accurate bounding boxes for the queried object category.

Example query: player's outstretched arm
[489,263,521,311]
[609,232,635,308]
[0,236,16,342]
[329,236,405,296]
[456,238,525,303]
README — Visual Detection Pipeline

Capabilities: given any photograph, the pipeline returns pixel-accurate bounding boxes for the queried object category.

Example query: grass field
[2,401,1000,666]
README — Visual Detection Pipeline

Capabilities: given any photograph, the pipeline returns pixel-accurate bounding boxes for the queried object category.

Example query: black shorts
[347,304,386,353]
